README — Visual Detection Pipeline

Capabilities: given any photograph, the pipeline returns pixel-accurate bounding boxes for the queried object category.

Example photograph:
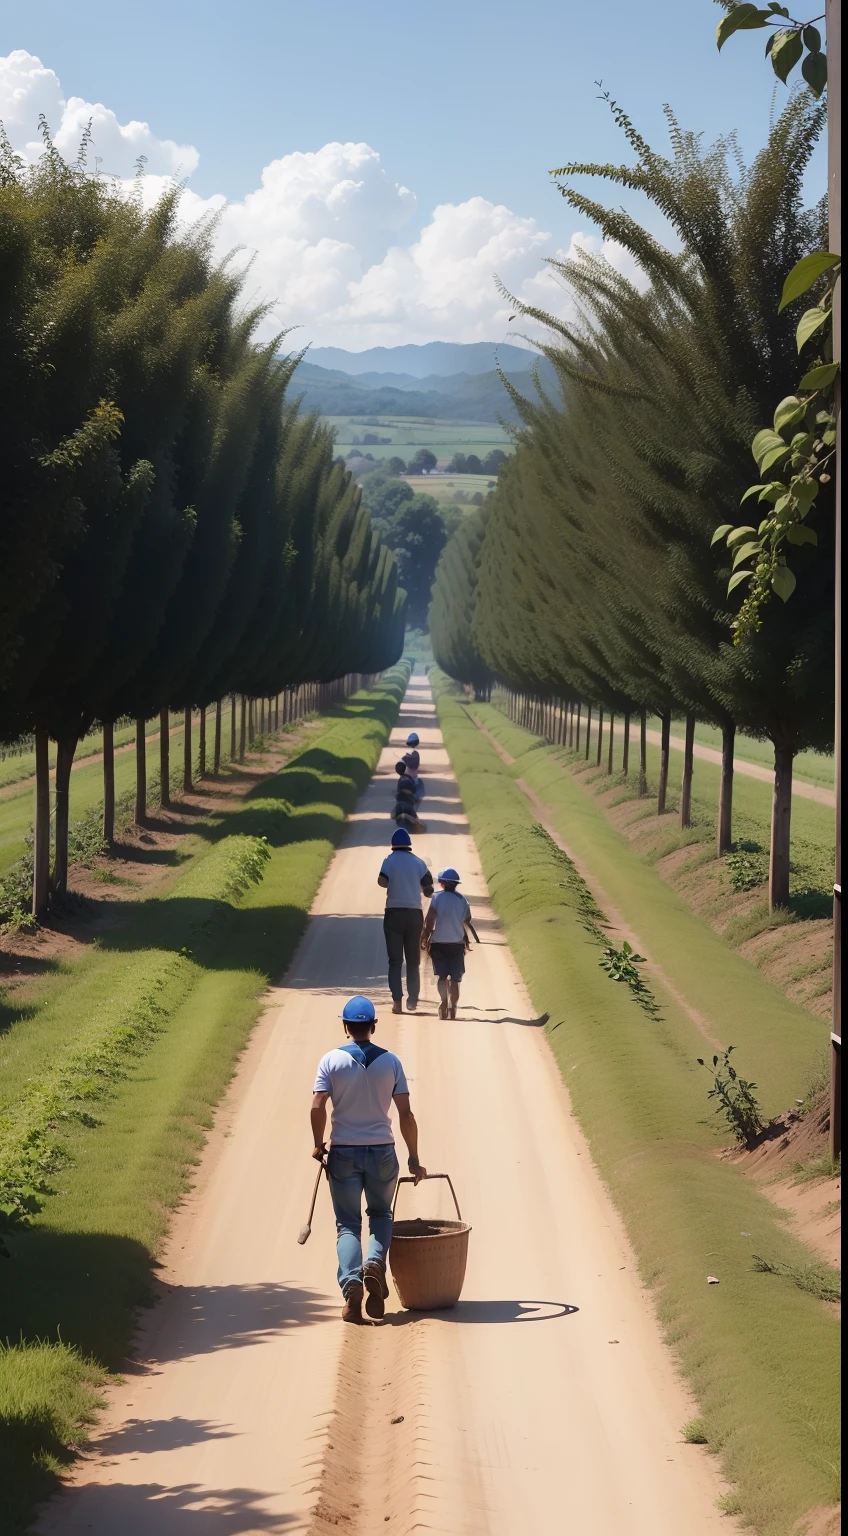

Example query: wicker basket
[389,1175,471,1310]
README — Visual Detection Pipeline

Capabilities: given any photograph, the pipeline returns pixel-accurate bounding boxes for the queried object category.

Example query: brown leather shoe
[392,999,403,1015]
[363,1261,389,1319]
[342,1281,364,1323]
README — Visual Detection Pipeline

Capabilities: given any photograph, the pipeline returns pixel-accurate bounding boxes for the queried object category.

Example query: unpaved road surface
[38,677,729,1535]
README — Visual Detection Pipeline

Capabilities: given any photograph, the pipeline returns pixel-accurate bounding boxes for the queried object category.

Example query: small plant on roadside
[752,1254,841,1304]
[222,835,272,900]
[724,842,768,893]
[682,1417,709,1445]
[697,1046,764,1147]
[790,1154,840,1184]
[599,940,646,985]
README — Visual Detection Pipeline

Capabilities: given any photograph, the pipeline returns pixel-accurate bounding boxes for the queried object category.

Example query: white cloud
[1,50,643,348]
[0,50,197,176]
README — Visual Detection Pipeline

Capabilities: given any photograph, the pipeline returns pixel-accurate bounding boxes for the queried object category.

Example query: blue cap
[438,867,461,883]
[406,732,419,746]
[341,995,376,1023]
[391,826,412,848]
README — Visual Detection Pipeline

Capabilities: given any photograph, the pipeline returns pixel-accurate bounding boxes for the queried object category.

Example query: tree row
[0,128,406,914]
[430,96,834,908]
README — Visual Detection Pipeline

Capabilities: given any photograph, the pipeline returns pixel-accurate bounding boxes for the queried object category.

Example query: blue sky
[0,1,826,348]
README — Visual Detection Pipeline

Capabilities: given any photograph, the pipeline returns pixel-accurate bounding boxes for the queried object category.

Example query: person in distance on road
[311,995,427,1323]
[422,868,472,1020]
[378,826,433,1013]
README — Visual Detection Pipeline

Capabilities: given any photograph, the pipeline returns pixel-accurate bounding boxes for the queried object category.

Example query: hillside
[307,340,539,377]
[293,358,552,422]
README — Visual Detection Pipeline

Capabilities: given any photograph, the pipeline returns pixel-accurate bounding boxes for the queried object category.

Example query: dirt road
[38,676,729,1535]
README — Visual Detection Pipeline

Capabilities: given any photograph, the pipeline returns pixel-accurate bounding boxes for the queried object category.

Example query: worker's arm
[420,869,434,898]
[311,1091,330,1160]
[423,904,436,938]
[393,1093,427,1183]
[377,872,389,888]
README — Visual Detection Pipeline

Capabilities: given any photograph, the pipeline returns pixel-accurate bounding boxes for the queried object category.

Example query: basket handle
[392,1172,463,1221]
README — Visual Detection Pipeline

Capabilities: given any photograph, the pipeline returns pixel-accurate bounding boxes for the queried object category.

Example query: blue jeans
[326,1144,400,1294]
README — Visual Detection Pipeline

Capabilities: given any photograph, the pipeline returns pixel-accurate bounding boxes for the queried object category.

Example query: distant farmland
[325,415,513,467]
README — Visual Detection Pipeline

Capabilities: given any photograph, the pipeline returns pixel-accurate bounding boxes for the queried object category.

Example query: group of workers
[309,722,476,1323]
[392,729,426,831]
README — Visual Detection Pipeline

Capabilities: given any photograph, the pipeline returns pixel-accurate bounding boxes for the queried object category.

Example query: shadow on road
[386,1299,579,1325]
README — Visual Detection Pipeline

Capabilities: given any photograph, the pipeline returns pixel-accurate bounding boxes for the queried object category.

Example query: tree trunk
[135,719,146,824]
[596,708,603,766]
[770,743,794,910]
[657,711,671,814]
[585,703,592,760]
[230,694,237,761]
[568,703,574,749]
[680,713,695,828]
[576,701,582,754]
[199,706,206,778]
[239,695,247,761]
[160,708,170,807]
[32,726,50,918]
[102,722,115,843]
[52,734,77,902]
[622,710,631,776]
[718,723,735,855]
[214,700,222,774]
[607,713,615,775]
[638,709,648,796]
[183,707,192,793]
[260,698,265,736]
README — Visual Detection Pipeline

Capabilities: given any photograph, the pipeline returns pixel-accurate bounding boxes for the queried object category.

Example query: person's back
[429,886,471,942]
[378,831,433,1013]
[314,1040,406,1146]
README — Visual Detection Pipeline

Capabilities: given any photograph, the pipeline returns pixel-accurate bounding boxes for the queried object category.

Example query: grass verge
[433,672,839,1536]
[0,666,408,1532]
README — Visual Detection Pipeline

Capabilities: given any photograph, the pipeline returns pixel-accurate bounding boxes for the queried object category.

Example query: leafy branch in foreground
[712,250,839,641]
[698,1046,764,1147]
[714,2,827,97]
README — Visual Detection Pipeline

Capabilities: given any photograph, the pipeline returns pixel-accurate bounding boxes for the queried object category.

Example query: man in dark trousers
[378,826,433,1013]
[311,995,427,1322]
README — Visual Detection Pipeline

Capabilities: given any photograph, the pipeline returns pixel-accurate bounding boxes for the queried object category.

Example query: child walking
[422,868,472,1019]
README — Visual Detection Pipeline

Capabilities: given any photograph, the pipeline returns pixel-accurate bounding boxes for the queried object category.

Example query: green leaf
[760,443,791,472]
[801,48,827,95]
[771,28,804,82]
[716,4,770,48]
[740,485,767,504]
[779,251,840,311]
[796,306,830,351]
[728,568,753,593]
[785,525,817,546]
[733,541,762,567]
[802,23,822,51]
[712,522,734,545]
[773,396,805,431]
[726,524,757,547]
[758,483,786,504]
[752,427,787,463]
[799,362,839,390]
[771,565,797,600]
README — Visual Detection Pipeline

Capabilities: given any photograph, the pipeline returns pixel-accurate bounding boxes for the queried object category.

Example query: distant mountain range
[307,340,538,378]
[292,343,555,423]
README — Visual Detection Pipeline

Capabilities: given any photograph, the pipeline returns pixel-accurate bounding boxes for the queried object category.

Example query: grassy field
[0,668,408,1533]
[325,414,512,466]
[403,473,496,503]
[0,706,237,877]
[644,715,836,792]
[433,674,839,1536]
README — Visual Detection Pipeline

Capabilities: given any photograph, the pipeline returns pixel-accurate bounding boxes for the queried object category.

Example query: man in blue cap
[422,868,473,1019]
[311,996,427,1322]
[378,826,433,1013]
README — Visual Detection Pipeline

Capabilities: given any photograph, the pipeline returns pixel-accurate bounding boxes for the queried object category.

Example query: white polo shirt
[314,1043,409,1145]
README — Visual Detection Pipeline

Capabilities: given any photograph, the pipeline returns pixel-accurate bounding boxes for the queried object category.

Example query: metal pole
[828,0,841,1163]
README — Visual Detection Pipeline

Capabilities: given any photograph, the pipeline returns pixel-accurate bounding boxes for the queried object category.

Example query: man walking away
[311,996,427,1322]
[423,867,472,1019]
[379,827,433,1013]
